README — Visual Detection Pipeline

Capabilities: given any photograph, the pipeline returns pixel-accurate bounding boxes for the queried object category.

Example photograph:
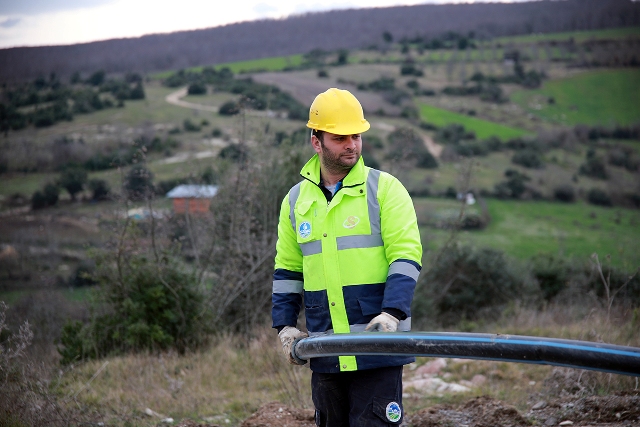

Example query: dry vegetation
[3,302,637,426]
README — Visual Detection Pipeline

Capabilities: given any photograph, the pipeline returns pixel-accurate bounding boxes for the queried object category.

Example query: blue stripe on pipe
[305,333,640,358]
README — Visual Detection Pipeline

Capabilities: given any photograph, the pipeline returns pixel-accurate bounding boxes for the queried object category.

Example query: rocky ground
[173,392,640,427]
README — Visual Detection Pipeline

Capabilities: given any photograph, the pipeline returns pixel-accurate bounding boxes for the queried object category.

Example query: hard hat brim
[306,119,370,135]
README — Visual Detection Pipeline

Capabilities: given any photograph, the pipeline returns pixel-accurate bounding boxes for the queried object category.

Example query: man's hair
[312,129,324,143]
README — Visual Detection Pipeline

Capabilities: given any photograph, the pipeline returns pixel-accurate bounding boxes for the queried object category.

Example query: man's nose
[346,136,357,148]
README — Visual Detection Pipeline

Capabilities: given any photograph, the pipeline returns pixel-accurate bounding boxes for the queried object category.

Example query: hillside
[1,15,639,427]
[1,0,639,82]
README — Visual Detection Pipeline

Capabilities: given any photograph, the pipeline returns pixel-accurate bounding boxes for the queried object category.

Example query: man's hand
[364,312,399,332]
[278,326,309,365]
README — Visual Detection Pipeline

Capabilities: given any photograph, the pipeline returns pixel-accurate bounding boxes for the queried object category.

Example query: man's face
[312,131,362,174]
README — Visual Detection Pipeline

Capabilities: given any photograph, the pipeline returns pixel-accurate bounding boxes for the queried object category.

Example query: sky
[0,0,525,49]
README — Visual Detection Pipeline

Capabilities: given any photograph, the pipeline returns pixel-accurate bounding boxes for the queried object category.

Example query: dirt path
[422,134,443,158]
[165,88,220,113]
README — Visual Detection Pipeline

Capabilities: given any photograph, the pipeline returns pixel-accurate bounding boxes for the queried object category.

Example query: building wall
[172,198,211,215]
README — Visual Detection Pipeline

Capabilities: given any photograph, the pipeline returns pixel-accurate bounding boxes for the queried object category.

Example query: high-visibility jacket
[272,154,422,373]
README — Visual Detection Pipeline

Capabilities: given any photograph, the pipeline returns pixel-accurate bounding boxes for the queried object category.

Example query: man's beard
[320,143,360,175]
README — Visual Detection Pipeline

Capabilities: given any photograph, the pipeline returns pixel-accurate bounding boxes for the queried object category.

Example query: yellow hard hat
[307,88,370,135]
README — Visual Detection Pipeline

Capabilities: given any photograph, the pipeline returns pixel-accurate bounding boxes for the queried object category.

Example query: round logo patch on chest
[386,402,401,423]
[342,215,359,229]
[299,221,311,238]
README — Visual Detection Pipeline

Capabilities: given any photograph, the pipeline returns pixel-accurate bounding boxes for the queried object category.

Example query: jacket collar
[299,154,366,188]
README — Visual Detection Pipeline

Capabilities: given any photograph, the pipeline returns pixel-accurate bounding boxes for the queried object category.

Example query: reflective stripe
[388,261,420,282]
[300,240,322,256]
[288,182,302,232]
[308,318,411,336]
[337,234,383,250]
[366,169,381,235]
[272,280,303,294]
[399,318,411,331]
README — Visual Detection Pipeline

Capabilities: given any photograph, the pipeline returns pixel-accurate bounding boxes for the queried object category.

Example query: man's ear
[311,135,322,155]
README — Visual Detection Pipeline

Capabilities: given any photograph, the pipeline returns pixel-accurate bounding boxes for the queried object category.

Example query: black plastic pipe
[292,332,640,376]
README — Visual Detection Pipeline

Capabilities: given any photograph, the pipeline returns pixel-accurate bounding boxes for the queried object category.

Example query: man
[272,88,422,426]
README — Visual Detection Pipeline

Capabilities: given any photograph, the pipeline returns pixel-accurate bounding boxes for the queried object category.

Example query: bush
[88,178,110,200]
[512,149,544,169]
[219,144,247,162]
[494,169,530,199]
[219,101,240,116]
[58,253,208,364]
[387,127,438,169]
[187,81,207,95]
[31,183,59,209]
[183,118,201,132]
[414,243,538,325]
[124,165,154,201]
[59,167,88,200]
[587,188,612,206]
[530,253,573,301]
[68,261,97,287]
[553,184,575,203]
[579,150,608,180]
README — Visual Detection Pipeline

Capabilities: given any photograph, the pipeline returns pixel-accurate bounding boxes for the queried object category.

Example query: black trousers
[311,365,404,427]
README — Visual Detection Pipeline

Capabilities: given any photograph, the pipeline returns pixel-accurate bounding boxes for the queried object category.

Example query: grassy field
[418,103,530,140]
[152,54,305,79]
[415,197,640,270]
[512,68,640,126]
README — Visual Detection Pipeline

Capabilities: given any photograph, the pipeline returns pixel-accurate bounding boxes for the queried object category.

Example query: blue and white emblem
[299,221,311,239]
[385,402,401,423]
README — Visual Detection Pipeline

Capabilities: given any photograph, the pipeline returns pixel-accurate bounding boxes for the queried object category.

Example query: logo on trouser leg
[386,402,401,422]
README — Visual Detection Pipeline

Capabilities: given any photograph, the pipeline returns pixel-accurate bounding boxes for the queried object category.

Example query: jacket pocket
[305,291,331,333]
[296,200,316,242]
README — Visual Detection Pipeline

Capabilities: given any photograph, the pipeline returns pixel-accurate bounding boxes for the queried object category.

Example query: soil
[235,392,640,427]
[240,401,315,427]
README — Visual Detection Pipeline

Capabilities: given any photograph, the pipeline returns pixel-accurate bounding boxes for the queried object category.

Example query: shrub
[219,101,240,116]
[59,167,88,200]
[494,169,530,199]
[386,127,437,169]
[530,253,573,301]
[436,124,475,144]
[608,148,639,172]
[219,144,247,162]
[124,165,154,201]
[58,253,208,364]
[68,261,97,287]
[579,150,608,180]
[364,134,384,149]
[183,118,201,132]
[414,243,538,325]
[88,178,110,200]
[587,188,612,206]
[553,185,575,203]
[455,140,488,157]
[187,81,207,95]
[512,149,544,169]
[31,183,60,209]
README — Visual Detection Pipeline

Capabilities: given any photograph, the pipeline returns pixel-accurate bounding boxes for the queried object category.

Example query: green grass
[419,103,530,140]
[512,69,640,126]
[416,198,640,270]
[495,26,640,44]
[152,54,305,79]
